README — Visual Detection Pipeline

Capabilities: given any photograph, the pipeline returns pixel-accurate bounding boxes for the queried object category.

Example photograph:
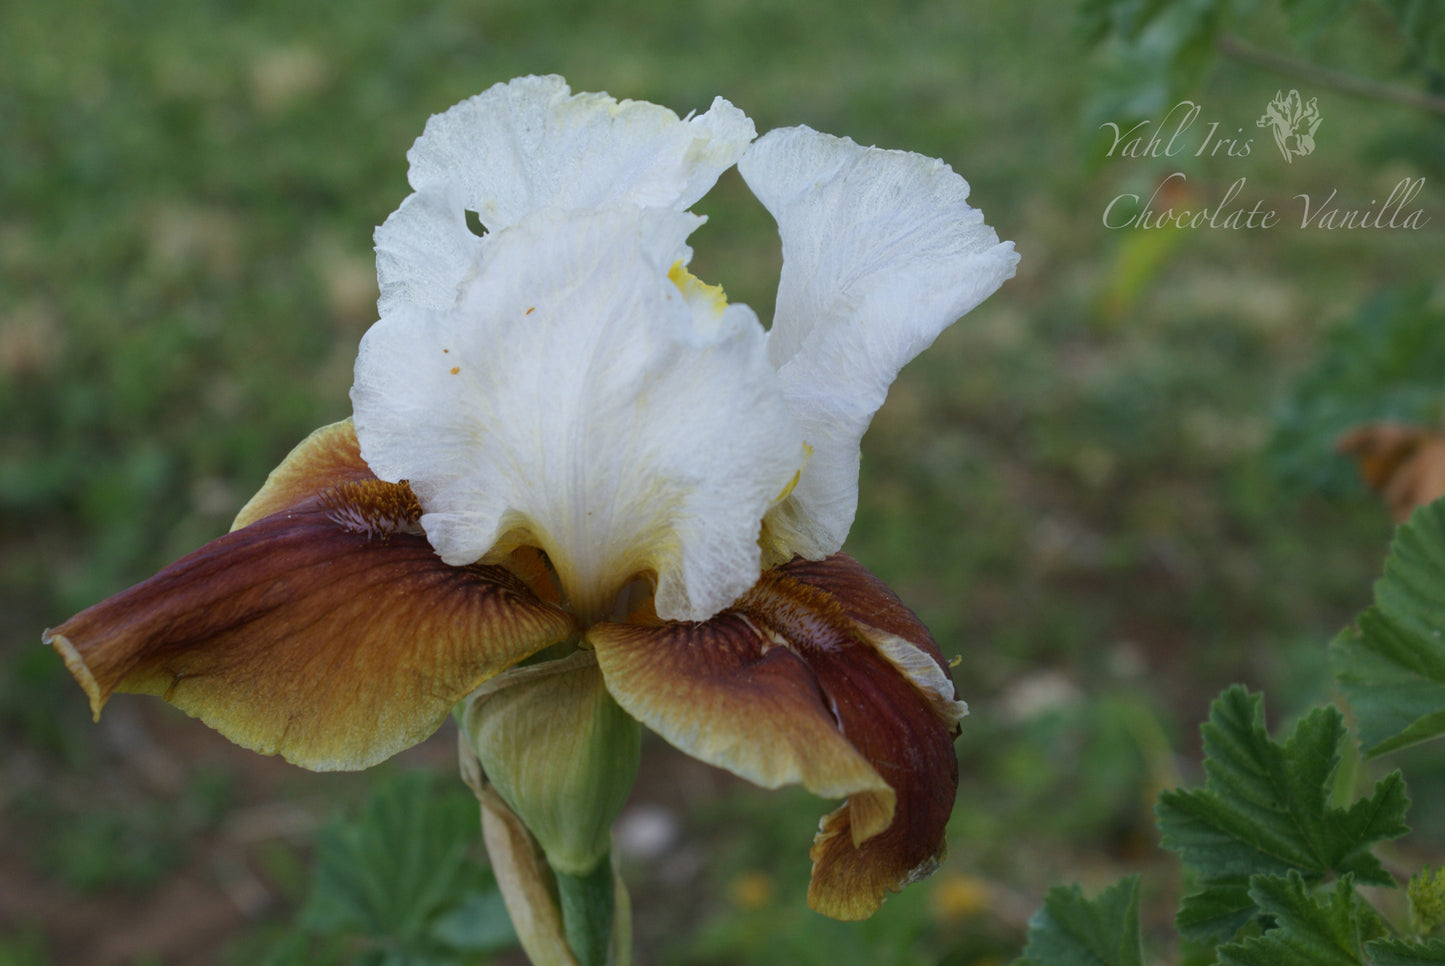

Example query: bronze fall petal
[589,554,964,920]
[230,419,380,531]
[44,421,576,771]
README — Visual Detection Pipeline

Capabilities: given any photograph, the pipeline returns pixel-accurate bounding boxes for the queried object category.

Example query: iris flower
[45,76,1017,926]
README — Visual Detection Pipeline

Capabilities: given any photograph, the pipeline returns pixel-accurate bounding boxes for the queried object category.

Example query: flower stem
[554,857,616,966]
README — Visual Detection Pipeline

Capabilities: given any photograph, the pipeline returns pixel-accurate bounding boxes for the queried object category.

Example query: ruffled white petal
[374,187,481,313]
[353,207,804,624]
[375,76,756,315]
[406,76,754,229]
[739,126,1019,558]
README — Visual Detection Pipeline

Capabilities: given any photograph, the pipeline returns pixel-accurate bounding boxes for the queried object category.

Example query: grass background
[2,0,1442,963]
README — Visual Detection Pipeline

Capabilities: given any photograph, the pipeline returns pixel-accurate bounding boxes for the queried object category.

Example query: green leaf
[1217,873,1367,966]
[1368,938,1445,965]
[1333,498,1445,757]
[1157,687,1409,940]
[301,771,511,959]
[427,888,515,954]
[1175,879,1256,943]
[1014,876,1143,966]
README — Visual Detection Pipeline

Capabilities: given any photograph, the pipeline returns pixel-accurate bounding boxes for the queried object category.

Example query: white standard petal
[353,207,804,624]
[375,76,754,315]
[738,126,1020,559]
[408,75,753,232]
[374,187,481,314]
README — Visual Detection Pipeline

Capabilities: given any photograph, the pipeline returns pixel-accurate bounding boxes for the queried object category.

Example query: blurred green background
[2,0,1442,963]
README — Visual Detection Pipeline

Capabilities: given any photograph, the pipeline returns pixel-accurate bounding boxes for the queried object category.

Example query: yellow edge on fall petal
[45,630,103,722]
[858,625,969,727]
[232,418,371,532]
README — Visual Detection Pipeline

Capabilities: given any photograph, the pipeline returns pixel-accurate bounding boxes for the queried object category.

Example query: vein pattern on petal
[44,421,575,771]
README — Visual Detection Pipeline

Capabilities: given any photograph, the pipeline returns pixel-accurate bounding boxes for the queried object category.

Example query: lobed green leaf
[1157,687,1408,941]
[300,772,514,959]
[1217,873,1367,966]
[1333,498,1445,757]
[1014,876,1144,966]
[1174,879,1255,943]
[1368,938,1445,965]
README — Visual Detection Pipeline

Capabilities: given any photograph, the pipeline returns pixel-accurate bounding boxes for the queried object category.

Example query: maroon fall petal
[591,553,963,920]
[740,556,963,920]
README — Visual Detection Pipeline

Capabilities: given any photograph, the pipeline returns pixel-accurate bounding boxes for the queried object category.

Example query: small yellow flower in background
[44,75,1018,944]
[932,871,995,921]
[728,871,777,911]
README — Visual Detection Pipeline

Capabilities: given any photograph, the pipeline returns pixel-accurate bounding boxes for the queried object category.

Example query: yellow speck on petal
[450,367,460,375]
[668,261,727,313]
[526,306,536,315]
[728,871,775,911]
[931,872,993,921]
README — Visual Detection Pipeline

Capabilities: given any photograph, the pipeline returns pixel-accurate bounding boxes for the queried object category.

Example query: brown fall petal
[45,422,576,771]
[589,553,964,920]
[230,418,379,530]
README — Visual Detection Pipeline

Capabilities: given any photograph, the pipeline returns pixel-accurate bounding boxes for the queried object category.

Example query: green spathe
[460,650,641,878]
